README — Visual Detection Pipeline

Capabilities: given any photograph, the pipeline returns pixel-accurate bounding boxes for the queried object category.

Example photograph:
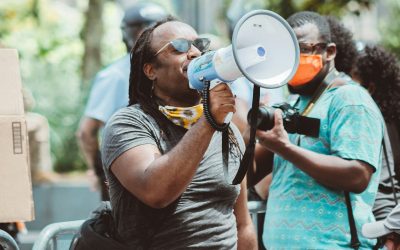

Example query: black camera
[247,102,320,138]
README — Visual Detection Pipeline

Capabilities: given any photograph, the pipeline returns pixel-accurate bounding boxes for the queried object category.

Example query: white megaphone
[188,10,299,123]
[188,9,299,89]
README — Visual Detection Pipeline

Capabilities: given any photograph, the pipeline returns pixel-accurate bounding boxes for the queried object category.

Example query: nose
[187,45,201,60]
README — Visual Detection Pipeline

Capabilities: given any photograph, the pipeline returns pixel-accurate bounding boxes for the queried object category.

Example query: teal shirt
[263,82,384,249]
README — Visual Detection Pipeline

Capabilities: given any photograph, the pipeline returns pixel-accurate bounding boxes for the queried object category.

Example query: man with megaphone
[251,11,385,249]
[100,16,257,249]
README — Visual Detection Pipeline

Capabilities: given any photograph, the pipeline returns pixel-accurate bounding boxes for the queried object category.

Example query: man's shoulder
[96,54,130,79]
[327,82,383,123]
[329,82,375,106]
[109,104,147,121]
[106,104,160,130]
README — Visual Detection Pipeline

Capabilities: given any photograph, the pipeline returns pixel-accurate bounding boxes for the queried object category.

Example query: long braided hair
[128,17,242,158]
[128,16,179,142]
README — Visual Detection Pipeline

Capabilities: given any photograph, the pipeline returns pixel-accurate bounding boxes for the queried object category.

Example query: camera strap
[294,69,342,145]
[382,123,399,204]
[301,68,340,116]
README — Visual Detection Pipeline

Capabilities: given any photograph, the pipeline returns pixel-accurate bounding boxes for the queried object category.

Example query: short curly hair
[287,11,331,43]
[354,45,400,124]
[325,16,357,75]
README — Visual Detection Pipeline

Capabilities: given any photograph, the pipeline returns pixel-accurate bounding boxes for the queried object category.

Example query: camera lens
[247,106,275,131]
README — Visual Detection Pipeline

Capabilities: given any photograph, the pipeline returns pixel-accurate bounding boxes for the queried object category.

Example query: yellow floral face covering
[158,104,203,129]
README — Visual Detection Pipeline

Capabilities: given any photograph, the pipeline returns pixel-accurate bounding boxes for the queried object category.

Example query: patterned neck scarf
[158,103,203,129]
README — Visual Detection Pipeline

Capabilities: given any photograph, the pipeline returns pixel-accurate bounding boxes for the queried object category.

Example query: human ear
[367,82,376,95]
[326,43,336,62]
[143,63,156,81]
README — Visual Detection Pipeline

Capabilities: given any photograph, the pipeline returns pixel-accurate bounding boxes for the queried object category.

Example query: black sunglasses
[154,38,211,57]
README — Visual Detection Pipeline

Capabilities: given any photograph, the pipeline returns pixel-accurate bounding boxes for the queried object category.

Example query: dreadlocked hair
[325,16,357,75]
[129,15,177,106]
[128,16,181,142]
[355,45,400,125]
[128,16,242,157]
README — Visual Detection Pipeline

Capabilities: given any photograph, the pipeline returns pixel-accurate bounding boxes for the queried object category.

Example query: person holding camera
[252,11,384,249]
[100,17,257,249]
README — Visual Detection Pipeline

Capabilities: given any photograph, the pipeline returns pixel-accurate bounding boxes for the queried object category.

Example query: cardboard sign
[0,49,34,222]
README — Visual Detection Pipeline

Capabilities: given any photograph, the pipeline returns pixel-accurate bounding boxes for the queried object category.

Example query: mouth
[182,65,188,77]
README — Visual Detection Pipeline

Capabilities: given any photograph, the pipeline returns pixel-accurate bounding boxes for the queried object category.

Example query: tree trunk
[81,0,104,88]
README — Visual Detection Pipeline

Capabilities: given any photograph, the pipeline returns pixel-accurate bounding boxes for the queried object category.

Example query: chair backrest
[32,220,84,250]
[31,202,266,250]
[0,229,19,250]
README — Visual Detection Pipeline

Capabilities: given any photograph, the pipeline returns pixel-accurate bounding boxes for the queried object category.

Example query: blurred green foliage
[0,0,125,172]
[224,0,375,21]
[1,0,398,174]
[263,0,375,18]
[380,0,400,58]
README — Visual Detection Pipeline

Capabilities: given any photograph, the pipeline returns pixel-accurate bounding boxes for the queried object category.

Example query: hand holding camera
[249,102,320,137]
[249,102,320,154]
[255,109,290,155]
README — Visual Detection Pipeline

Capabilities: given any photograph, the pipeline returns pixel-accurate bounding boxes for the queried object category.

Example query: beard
[288,78,321,96]
[289,65,330,96]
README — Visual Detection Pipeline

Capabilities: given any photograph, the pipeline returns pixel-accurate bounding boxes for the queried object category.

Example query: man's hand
[256,109,290,155]
[209,83,236,125]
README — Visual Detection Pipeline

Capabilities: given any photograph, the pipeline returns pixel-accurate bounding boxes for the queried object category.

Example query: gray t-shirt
[101,104,244,249]
[373,122,400,220]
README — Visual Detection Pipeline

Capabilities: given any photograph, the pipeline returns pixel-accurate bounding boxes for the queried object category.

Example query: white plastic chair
[32,220,84,250]
[0,229,19,250]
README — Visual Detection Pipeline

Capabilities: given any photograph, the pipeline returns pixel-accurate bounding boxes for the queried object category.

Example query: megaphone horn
[188,9,300,90]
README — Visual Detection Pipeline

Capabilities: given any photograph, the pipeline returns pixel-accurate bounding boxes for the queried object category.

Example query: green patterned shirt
[263,81,384,250]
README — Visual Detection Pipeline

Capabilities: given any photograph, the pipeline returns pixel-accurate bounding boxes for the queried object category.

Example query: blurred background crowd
[0,0,398,178]
[1,0,400,249]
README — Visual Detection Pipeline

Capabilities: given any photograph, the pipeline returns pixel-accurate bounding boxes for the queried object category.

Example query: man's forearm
[279,143,373,193]
[145,118,215,202]
[237,223,258,250]
[77,118,103,169]
[247,144,274,187]
[78,133,99,169]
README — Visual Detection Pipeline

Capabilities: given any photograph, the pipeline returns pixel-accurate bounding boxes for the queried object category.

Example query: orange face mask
[289,54,323,87]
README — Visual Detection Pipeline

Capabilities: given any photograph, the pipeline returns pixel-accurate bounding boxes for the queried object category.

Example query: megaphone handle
[224,112,233,124]
[202,80,230,132]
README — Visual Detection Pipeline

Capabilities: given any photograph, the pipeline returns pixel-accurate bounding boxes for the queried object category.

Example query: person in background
[325,15,358,76]
[326,17,400,249]
[352,44,400,220]
[23,88,54,184]
[100,16,257,249]
[251,15,360,200]
[253,11,384,249]
[362,203,400,250]
[77,2,167,201]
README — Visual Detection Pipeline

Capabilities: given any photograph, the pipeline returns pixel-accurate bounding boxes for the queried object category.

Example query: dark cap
[121,2,167,27]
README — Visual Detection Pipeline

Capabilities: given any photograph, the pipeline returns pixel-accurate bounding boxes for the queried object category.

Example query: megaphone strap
[232,85,261,185]
[201,80,232,183]
[302,69,340,116]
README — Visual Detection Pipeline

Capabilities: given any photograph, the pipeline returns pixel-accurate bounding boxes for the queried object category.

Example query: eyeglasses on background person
[299,42,329,54]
